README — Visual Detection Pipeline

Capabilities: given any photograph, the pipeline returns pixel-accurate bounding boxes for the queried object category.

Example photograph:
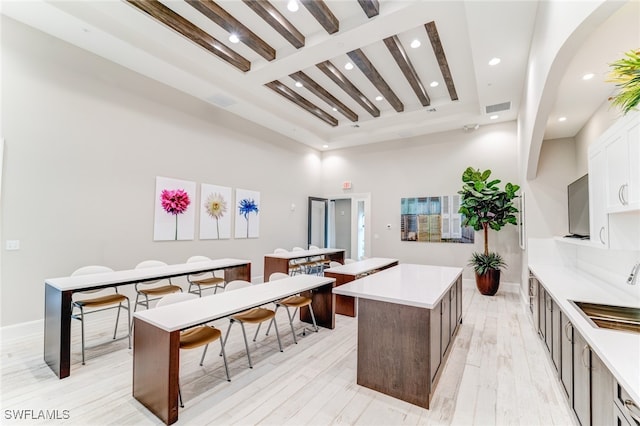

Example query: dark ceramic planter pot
[475,269,501,296]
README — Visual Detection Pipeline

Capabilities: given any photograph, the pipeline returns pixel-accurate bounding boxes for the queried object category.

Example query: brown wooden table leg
[324,272,357,317]
[224,263,251,282]
[44,285,72,379]
[300,281,335,329]
[264,257,290,281]
[133,318,180,425]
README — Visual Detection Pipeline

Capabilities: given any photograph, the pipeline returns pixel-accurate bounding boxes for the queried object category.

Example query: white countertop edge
[529,263,640,405]
[45,258,251,291]
[265,248,345,260]
[133,276,335,332]
[324,258,399,276]
[332,264,462,309]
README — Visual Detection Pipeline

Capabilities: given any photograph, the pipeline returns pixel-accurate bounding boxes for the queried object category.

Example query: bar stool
[133,260,182,311]
[265,272,318,344]
[71,265,131,365]
[221,280,283,368]
[156,293,230,408]
[186,255,226,296]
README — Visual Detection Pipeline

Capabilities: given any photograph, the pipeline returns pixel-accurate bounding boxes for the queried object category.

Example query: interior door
[308,197,328,248]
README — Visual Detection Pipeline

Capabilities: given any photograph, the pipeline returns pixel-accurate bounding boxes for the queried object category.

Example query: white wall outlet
[6,240,20,250]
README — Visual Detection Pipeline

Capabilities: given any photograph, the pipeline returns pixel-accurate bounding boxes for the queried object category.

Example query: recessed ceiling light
[410,39,421,49]
[582,73,595,80]
[488,57,501,66]
[490,115,499,120]
[558,116,567,122]
[287,0,299,12]
[375,95,383,101]
[344,62,354,71]
[294,81,303,88]
[332,107,338,112]
[228,34,240,44]
[430,81,439,87]
[322,144,329,148]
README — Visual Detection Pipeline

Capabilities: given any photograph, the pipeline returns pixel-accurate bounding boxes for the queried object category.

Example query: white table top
[324,258,398,276]
[529,263,640,405]
[134,274,335,332]
[45,258,250,291]
[332,264,462,309]
[265,248,345,260]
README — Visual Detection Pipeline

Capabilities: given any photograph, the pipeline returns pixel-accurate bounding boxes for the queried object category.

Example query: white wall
[518,0,624,180]
[0,17,322,326]
[321,122,522,283]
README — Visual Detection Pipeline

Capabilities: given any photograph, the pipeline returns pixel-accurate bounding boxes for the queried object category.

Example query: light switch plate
[6,240,20,250]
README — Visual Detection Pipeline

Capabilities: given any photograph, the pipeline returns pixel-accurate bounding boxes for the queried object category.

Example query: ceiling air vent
[485,101,511,114]
[206,93,236,108]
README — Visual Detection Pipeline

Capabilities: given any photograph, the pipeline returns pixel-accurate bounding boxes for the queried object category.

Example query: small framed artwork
[200,183,232,240]
[235,188,260,239]
[153,176,196,241]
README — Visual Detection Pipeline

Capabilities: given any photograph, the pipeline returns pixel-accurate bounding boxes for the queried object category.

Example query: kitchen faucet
[627,262,640,285]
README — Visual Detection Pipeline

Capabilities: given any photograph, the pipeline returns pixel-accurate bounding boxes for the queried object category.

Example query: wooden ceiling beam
[316,61,380,118]
[425,21,458,101]
[125,0,250,72]
[290,71,358,122]
[300,0,339,34]
[242,0,305,49]
[357,0,379,18]
[347,48,404,112]
[265,80,338,127]
[384,35,430,106]
[186,0,275,61]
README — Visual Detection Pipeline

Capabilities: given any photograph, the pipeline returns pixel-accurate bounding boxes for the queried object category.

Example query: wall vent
[485,101,511,114]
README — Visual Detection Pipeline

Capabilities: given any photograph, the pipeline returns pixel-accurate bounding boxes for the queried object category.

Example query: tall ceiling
[2,1,638,151]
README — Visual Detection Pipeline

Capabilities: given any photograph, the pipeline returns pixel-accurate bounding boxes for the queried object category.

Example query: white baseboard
[1,319,44,341]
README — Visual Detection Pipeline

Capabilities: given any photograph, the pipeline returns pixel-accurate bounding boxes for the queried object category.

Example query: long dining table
[132,274,336,425]
[323,257,399,316]
[43,258,251,379]
[263,247,345,279]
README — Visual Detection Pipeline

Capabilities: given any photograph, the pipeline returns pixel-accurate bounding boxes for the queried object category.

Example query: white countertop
[134,274,334,332]
[45,258,250,291]
[529,263,640,405]
[265,248,344,260]
[332,264,462,309]
[324,257,398,276]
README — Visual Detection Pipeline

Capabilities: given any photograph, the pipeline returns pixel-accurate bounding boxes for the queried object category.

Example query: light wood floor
[1,281,577,425]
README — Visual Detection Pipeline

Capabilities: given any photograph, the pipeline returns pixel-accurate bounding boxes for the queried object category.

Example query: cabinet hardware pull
[599,226,605,245]
[619,183,629,206]
[564,321,573,343]
[581,345,590,369]
[624,399,640,423]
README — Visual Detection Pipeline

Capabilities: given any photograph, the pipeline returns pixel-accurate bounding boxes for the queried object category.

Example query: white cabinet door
[589,148,608,247]
[605,113,640,212]
[627,119,639,207]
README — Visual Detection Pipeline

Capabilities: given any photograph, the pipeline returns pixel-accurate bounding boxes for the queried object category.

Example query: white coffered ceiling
[2,1,638,151]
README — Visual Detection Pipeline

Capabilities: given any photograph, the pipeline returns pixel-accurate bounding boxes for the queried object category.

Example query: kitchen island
[333,263,462,409]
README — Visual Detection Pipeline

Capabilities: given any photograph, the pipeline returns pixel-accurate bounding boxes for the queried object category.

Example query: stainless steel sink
[571,301,640,334]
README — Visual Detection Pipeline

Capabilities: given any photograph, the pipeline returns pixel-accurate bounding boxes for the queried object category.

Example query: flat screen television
[567,174,590,238]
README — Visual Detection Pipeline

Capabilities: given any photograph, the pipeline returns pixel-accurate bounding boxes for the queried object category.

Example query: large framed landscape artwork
[400,195,474,243]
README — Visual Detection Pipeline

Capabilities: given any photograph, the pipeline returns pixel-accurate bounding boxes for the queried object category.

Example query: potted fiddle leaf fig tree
[458,167,520,296]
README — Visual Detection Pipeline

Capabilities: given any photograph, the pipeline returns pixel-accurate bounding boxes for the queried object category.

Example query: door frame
[308,197,329,248]
[324,192,371,260]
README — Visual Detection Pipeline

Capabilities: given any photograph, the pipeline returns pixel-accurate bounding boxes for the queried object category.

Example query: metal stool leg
[218,339,231,382]
[285,306,297,344]
[238,322,253,368]
[272,318,283,352]
[265,305,280,336]
[80,307,86,365]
